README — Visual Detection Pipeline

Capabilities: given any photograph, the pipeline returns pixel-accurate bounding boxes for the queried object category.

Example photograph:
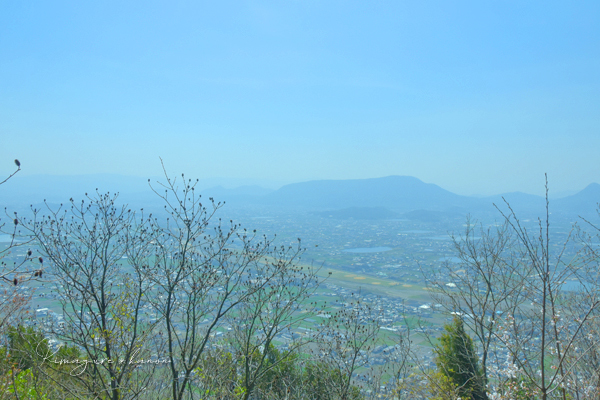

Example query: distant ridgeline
[1,174,599,220]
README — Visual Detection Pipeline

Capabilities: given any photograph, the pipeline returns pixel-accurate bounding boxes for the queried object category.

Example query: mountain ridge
[1,174,598,218]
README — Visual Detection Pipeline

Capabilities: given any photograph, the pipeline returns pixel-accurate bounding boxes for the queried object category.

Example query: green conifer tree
[434,317,487,400]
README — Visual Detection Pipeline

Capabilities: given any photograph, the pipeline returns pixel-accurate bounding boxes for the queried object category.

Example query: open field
[315,265,433,302]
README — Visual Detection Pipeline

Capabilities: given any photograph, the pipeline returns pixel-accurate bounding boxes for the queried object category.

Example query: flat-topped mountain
[1,174,598,219]
[262,176,479,212]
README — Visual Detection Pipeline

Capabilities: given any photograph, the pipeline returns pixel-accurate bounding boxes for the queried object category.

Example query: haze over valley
[2,2,600,398]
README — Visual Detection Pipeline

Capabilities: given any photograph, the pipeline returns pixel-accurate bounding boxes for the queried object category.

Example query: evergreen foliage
[434,317,487,400]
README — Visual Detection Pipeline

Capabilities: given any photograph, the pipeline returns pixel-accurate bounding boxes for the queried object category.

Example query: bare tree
[21,192,162,399]
[0,159,20,187]
[226,244,320,400]
[427,177,600,399]
[563,207,600,398]
[1,158,36,288]
[426,216,530,393]
[0,159,33,340]
[492,182,600,400]
[145,168,316,400]
[310,292,383,400]
[432,178,600,399]
[367,325,413,399]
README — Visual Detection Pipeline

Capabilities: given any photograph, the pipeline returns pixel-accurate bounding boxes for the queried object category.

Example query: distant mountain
[261,177,600,219]
[554,183,600,218]
[481,192,546,216]
[262,176,480,212]
[0,174,157,206]
[201,185,274,205]
[2,174,598,220]
[0,174,274,211]
[204,185,274,197]
[479,185,600,220]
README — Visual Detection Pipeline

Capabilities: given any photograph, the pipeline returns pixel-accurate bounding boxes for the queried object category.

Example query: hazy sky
[1,1,599,196]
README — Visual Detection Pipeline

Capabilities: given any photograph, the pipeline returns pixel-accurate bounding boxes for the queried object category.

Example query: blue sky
[1,1,599,196]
